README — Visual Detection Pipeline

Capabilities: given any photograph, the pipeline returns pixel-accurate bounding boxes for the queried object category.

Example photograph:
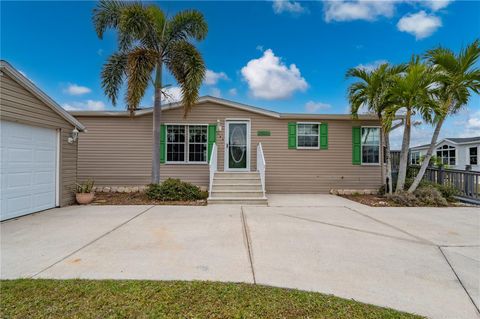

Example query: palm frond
[458,39,480,73]
[165,41,205,116]
[125,47,157,112]
[118,2,154,52]
[92,0,127,39]
[165,10,208,45]
[101,52,128,106]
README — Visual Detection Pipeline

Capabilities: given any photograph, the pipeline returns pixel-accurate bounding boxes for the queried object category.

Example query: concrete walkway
[1,195,479,319]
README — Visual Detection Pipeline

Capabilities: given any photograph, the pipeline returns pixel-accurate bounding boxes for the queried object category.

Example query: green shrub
[404,177,459,201]
[435,184,459,201]
[146,178,207,201]
[414,187,448,207]
[387,191,419,207]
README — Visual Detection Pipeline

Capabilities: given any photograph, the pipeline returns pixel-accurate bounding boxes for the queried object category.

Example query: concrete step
[211,190,264,198]
[214,172,260,179]
[212,184,263,191]
[207,197,268,205]
[213,177,261,184]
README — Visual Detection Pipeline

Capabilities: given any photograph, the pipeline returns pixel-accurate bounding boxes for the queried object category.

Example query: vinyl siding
[75,102,382,193]
[0,73,78,206]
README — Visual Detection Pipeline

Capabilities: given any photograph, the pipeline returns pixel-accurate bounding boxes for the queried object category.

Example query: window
[361,127,380,164]
[411,151,420,165]
[436,145,456,166]
[470,147,478,165]
[188,125,208,162]
[297,123,319,148]
[166,125,207,163]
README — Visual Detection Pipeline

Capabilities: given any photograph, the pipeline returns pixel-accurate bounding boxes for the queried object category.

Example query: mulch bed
[89,192,207,206]
[340,194,470,207]
[341,194,399,207]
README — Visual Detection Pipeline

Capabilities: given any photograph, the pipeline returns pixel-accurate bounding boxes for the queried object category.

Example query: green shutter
[160,124,166,164]
[288,122,297,149]
[320,123,328,150]
[352,126,361,165]
[207,124,217,161]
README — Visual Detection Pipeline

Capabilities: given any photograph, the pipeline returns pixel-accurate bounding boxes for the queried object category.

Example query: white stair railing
[208,143,217,197]
[257,143,266,198]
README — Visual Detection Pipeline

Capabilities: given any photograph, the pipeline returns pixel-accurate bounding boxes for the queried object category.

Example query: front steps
[208,172,268,205]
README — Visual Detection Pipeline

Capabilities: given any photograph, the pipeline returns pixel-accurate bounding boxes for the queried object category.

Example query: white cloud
[397,11,442,39]
[305,101,331,113]
[256,45,264,52]
[209,87,222,98]
[204,69,229,86]
[323,0,396,22]
[62,100,106,111]
[272,0,308,15]
[241,49,308,100]
[228,88,238,96]
[64,83,91,96]
[421,0,452,11]
[458,111,480,137]
[162,86,183,103]
[355,59,389,72]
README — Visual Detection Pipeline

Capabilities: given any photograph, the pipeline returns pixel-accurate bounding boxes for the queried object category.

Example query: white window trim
[410,151,420,165]
[468,146,478,166]
[296,122,321,150]
[361,126,381,166]
[435,144,456,166]
[165,123,209,164]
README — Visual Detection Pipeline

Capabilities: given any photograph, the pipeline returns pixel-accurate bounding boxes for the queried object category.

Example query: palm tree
[390,56,439,193]
[93,0,208,184]
[408,40,480,193]
[347,63,405,194]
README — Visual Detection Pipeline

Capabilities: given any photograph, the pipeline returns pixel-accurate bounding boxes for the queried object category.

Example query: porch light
[68,127,79,144]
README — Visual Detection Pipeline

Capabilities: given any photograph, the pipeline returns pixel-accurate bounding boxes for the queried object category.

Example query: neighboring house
[410,137,480,171]
[71,96,384,202]
[0,60,86,221]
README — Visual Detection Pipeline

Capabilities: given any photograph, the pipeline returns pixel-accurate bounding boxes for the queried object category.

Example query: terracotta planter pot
[76,192,95,205]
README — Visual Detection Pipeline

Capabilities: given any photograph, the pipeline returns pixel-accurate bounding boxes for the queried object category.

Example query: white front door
[0,120,58,221]
[225,120,250,171]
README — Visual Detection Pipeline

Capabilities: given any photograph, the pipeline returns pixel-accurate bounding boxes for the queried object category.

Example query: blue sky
[1,0,479,148]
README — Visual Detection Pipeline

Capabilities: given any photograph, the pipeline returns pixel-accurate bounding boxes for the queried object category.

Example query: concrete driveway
[1,195,479,319]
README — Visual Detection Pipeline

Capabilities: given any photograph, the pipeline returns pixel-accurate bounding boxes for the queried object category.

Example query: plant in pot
[76,179,95,204]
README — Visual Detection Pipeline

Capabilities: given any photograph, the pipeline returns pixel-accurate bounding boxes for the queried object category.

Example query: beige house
[72,97,383,204]
[0,60,86,220]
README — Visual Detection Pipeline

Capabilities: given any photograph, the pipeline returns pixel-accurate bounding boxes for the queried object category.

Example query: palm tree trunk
[384,130,393,194]
[407,116,444,193]
[395,109,411,193]
[151,63,162,184]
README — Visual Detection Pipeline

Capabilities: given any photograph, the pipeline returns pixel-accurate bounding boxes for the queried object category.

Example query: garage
[1,121,58,220]
[0,60,85,221]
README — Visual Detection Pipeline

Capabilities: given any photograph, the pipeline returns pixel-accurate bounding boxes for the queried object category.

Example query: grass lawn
[0,279,423,318]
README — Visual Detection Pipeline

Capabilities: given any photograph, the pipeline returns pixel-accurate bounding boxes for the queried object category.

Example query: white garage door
[1,120,58,221]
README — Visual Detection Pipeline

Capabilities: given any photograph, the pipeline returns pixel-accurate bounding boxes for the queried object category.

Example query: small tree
[390,56,439,193]
[346,63,406,194]
[93,0,208,184]
[408,40,480,193]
